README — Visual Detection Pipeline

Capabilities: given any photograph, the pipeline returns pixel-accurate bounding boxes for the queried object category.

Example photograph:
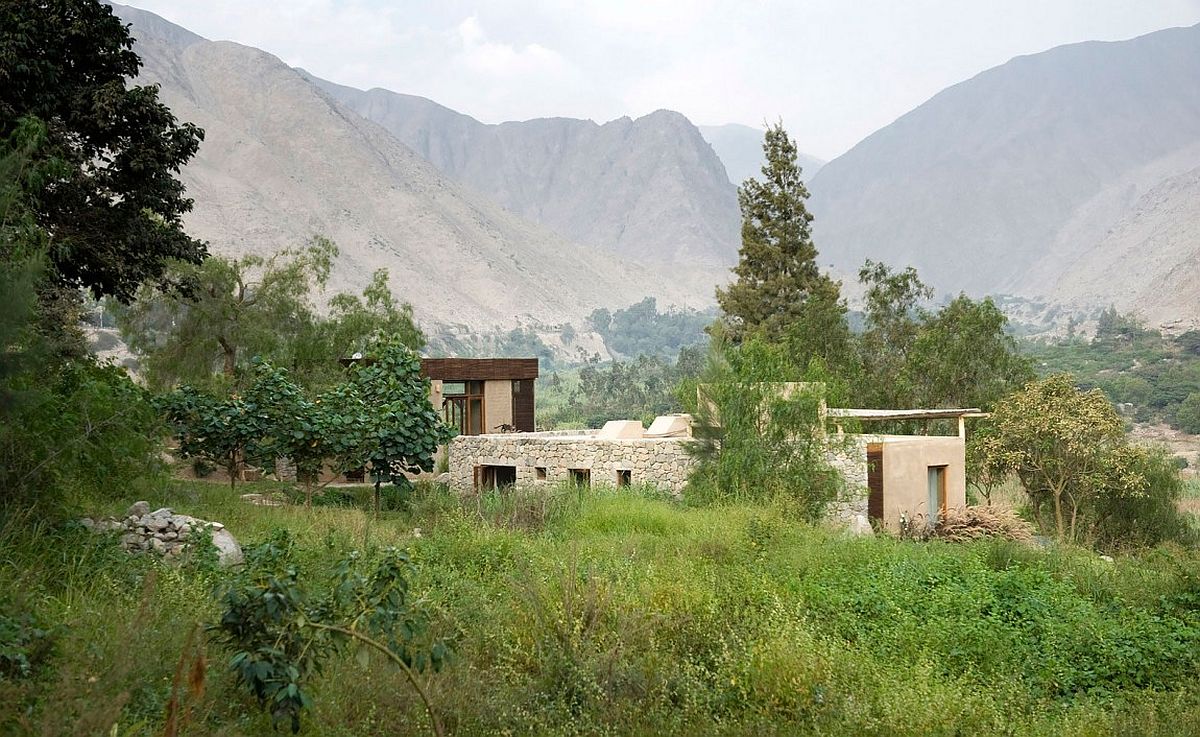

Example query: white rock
[210,528,244,566]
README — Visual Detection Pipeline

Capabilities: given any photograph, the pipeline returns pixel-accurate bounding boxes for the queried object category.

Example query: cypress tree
[715,123,837,344]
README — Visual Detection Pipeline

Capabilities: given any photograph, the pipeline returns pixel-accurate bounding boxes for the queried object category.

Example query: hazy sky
[125,1,1200,160]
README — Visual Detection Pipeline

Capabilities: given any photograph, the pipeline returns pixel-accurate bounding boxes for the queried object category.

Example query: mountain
[110,4,710,330]
[808,23,1200,326]
[699,124,825,187]
[301,75,741,267]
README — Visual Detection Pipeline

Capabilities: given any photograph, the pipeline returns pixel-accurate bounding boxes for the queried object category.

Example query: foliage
[348,340,456,511]
[117,239,337,389]
[715,122,839,344]
[0,0,206,302]
[1022,312,1200,432]
[9,481,1200,735]
[322,268,425,364]
[2,359,164,511]
[683,338,843,519]
[587,297,714,359]
[159,340,454,504]
[211,533,449,734]
[980,374,1192,548]
[907,293,1033,410]
[119,242,428,391]
[854,259,933,409]
[157,385,266,490]
[0,604,55,680]
[540,346,704,428]
[1176,392,1200,434]
[781,276,857,378]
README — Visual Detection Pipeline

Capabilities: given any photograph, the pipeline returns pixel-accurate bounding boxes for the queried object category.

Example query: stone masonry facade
[448,430,871,526]
[449,430,697,494]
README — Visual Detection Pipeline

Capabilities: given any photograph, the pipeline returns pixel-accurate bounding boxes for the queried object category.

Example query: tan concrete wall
[483,380,513,432]
[429,380,444,416]
[876,435,966,529]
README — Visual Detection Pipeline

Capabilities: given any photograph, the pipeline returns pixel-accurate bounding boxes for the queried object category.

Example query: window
[443,380,486,435]
[616,469,631,487]
[535,467,547,481]
[569,468,591,487]
[475,464,516,491]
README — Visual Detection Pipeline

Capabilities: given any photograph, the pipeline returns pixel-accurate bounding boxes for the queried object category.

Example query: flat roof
[420,357,539,381]
[827,408,986,421]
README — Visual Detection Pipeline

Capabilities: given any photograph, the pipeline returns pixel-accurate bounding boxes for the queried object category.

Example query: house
[446,400,978,533]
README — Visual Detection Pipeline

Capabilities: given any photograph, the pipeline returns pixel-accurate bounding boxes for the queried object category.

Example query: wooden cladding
[420,358,539,381]
[867,444,883,522]
[512,379,535,432]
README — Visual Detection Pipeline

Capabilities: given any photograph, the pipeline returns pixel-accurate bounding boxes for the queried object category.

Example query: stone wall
[448,431,698,494]
[825,434,870,530]
[449,431,872,522]
[82,500,243,566]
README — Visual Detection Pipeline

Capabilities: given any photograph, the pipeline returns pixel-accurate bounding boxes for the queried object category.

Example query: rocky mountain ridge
[111,4,720,334]
[301,73,743,268]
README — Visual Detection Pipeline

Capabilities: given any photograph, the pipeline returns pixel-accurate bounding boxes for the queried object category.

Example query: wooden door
[867,444,883,522]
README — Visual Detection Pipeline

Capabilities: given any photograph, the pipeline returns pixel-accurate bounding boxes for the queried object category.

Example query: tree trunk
[218,336,236,379]
[1053,486,1066,541]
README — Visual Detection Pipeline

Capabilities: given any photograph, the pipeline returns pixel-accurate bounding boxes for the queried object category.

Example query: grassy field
[3,480,1200,736]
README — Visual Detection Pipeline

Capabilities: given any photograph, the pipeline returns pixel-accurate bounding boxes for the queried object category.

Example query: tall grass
[2,478,1199,735]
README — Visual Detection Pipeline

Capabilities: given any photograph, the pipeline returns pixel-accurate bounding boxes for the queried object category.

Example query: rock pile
[81,500,244,566]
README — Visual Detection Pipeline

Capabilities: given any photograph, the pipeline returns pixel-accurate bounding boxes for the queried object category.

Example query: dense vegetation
[587,298,714,359]
[4,481,1200,736]
[1024,309,1200,432]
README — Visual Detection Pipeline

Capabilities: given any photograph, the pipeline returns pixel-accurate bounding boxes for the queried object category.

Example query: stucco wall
[483,380,513,431]
[875,435,966,528]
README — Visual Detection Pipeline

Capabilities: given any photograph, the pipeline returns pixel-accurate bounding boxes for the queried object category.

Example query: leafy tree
[1177,392,1200,434]
[321,268,425,361]
[1176,330,1200,357]
[158,386,265,489]
[212,534,448,735]
[118,240,337,389]
[683,338,843,519]
[0,0,206,302]
[715,122,838,343]
[980,374,1189,547]
[782,276,857,378]
[348,340,456,513]
[587,297,713,359]
[907,294,1033,410]
[855,260,932,409]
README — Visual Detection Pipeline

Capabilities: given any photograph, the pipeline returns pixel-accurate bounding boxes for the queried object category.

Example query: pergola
[826,407,990,438]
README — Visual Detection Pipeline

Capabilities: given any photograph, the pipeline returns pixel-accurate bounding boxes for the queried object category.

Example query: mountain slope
[302,75,741,267]
[808,23,1200,319]
[1036,161,1200,328]
[111,4,706,329]
[699,124,825,187]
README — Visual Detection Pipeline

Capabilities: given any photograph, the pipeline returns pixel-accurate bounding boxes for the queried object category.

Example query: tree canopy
[715,122,838,344]
[0,0,206,302]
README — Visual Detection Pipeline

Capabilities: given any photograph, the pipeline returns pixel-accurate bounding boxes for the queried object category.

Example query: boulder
[211,528,244,566]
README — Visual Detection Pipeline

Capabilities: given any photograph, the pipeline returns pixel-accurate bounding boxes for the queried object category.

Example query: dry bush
[903,506,1034,543]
